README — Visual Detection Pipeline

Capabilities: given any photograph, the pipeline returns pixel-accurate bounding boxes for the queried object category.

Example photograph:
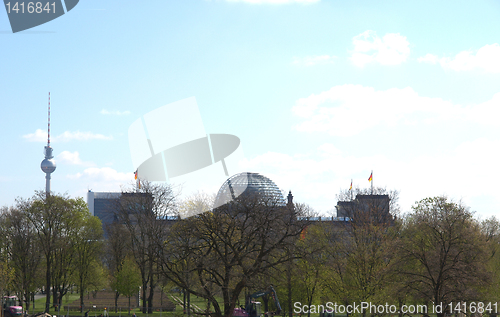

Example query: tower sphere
[214,172,286,208]
[41,158,56,174]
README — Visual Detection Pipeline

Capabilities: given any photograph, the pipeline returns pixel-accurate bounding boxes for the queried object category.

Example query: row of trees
[0,192,104,313]
[281,189,500,317]
[1,184,499,317]
[104,182,312,316]
[110,183,500,317]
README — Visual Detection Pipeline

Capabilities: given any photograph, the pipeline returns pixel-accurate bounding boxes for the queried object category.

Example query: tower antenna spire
[48,92,50,146]
[41,92,56,196]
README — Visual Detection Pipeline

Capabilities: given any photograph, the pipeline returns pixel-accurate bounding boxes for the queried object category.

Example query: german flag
[368,172,373,182]
[134,170,141,189]
[300,226,308,240]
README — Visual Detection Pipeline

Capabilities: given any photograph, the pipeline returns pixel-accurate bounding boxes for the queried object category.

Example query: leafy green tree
[0,260,14,317]
[324,187,399,316]
[74,214,104,311]
[294,224,329,317]
[271,222,328,317]
[105,223,132,312]
[0,205,41,313]
[115,257,142,314]
[21,191,100,312]
[481,217,500,302]
[86,260,108,295]
[397,196,490,317]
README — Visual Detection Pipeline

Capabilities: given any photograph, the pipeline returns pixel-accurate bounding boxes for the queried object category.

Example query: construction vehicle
[3,296,23,317]
[233,286,281,317]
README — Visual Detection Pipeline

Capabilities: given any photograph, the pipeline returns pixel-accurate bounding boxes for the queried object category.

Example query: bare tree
[158,193,310,317]
[115,181,177,313]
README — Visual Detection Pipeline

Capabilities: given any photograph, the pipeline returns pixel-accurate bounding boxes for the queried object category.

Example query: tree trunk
[147,281,154,314]
[128,296,131,316]
[45,258,51,313]
[24,292,31,315]
[52,285,58,309]
[187,291,191,317]
[142,282,147,313]
[80,280,85,313]
[115,291,120,313]
[222,286,230,317]
[287,264,292,317]
[210,298,222,317]
[183,289,188,314]
[57,289,64,313]
[206,300,212,316]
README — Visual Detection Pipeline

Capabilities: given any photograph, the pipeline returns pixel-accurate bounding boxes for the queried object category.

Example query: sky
[1,0,500,218]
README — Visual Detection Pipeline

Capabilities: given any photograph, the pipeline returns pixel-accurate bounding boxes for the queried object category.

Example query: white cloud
[23,129,48,142]
[100,109,131,116]
[419,43,500,73]
[68,167,131,181]
[56,131,113,142]
[440,44,500,73]
[292,55,336,66]
[466,92,500,125]
[292,84,500,136]
[240,141,500,218]
[285,85,500,216]
[64,167,136,202]
[57,151,94,166]
[68,167,133,192]
[23,129,113,142]
[225,0,319,4]
[317,143,342,156]
[292,84,464,136]
[350,30,410,67]
[417,53,439,64]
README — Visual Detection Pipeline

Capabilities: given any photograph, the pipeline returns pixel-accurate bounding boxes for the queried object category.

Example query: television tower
[40,92,56,196]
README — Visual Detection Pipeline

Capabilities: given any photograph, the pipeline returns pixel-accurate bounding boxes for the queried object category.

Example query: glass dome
[214,172,286,209]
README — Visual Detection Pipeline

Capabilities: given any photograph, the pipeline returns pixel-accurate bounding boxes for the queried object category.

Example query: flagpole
[371,170,373,195]
[350,179,353,201]
[134,169,140,191]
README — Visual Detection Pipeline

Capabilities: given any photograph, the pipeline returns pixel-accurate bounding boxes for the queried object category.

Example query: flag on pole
[134,169,141,189]
[349,179,353,201]
[368,172,373,182]
[300,226,308,240]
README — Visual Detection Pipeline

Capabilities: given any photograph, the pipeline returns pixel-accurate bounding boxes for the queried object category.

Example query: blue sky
[1,0,500,218]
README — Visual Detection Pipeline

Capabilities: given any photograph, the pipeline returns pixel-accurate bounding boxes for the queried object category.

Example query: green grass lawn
[29,293,314,317]
[28,293,209,317]
[30,294,80,314]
